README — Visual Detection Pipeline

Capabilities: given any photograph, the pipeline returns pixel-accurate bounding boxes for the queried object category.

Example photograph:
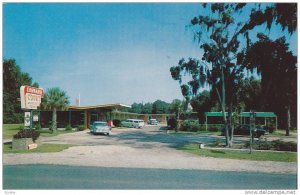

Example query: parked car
[90,121,111,135]
[221,124,268,138]
[121,119,145,128]
[148,119,158,125]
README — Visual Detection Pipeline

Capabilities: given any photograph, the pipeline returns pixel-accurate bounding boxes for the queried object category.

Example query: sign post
[20,86,44,130]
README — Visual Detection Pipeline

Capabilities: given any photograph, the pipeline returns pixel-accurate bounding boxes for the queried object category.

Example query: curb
[202,145,297,153]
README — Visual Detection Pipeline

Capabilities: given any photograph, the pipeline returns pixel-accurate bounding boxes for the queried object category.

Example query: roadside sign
[33,115,39,122]
[24,112,31,127]
[20,86,44,110]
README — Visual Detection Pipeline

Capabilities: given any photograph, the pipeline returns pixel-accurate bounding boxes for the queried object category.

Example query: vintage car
[90,121,111,135]
[121,119,145,128]
[148,119,158,125]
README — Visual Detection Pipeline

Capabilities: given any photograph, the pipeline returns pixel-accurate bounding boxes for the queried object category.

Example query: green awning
[239,112,277,117]
[205,112,229,117]
[205,112,277,117]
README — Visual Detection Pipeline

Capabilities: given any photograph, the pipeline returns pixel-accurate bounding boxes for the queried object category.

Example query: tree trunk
[228,104,234,148]
[221,66,229,147]
[175,110,179,132]
[52,107,57,132]
[286,106,290,136]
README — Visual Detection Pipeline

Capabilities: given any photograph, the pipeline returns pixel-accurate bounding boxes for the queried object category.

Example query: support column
[84,110,91,129]
[264,117,267,126]
[68,111,72,125]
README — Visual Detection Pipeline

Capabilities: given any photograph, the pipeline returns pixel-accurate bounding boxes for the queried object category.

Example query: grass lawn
[181,144,297,162]
[170,130,220,136]
[3,124,23,139]
[3,124,77,139]
[3,143,73,153]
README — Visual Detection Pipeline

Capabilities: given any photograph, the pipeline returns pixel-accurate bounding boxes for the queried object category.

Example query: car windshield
[94,122,107,126]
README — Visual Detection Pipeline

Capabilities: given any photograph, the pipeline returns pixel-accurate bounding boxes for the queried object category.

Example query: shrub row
[245,140,297,152]
[180,120,201,132]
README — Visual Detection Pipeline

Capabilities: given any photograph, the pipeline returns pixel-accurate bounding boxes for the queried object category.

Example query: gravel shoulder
[3,126,297,174]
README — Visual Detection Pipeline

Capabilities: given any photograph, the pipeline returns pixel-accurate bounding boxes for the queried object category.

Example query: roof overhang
[68,103,130,111]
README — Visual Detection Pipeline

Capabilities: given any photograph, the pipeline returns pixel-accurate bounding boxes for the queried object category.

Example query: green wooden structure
[205,112,277,131]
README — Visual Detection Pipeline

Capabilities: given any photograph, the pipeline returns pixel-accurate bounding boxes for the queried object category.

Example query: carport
[205,112,277,131]
[239,112,277,130]
[69,103,130,129]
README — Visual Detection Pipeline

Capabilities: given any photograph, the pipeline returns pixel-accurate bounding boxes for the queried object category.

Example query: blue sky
[3,3,297,106]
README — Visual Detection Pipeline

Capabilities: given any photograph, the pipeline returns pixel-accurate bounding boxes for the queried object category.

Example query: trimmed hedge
[244,140,297,152]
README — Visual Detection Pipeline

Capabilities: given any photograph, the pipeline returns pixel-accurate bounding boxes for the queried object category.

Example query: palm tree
[42,87,70,132]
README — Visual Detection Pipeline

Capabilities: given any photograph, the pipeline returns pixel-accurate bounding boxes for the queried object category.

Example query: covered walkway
[205,112,277,131]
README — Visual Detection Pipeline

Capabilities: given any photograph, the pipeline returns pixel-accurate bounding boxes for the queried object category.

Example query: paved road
[3,164,297,189]
[3,125,297,174]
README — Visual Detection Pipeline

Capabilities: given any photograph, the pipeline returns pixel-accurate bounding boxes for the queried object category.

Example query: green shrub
[265,125,275,133]
[180,120,201,132]
[34,124,42,131]
[65,124,72,131]
[18,125,25,131]
[272,140,297,152]
[244,140,297,152]
[113,119,121,127]
[167,118,178,130]
[77,125,85,131]
[13,129,40,141]
[245,141,272,150]
[207,124,224,132]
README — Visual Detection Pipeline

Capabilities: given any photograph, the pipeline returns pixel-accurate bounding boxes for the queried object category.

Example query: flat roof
[68,103,130,111]
[205,112,229,117]
[239,112,277,117]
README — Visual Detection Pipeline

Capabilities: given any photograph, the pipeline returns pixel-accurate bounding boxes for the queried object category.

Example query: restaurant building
[39,103,175,129]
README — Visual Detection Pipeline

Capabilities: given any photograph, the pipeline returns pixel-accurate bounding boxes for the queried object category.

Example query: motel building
[38,103,175,129]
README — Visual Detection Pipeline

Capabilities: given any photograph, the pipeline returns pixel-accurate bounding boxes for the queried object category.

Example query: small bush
[256,141,272,150]
[272,140,297,152]
[167,118,178,130]
[13,129,40,142]
[77,125,85,131]
[180,120,201,132]
[34,124,42,131]
[65,124,72,131]
[265,125,275,133]
[208,124,224,132]
[113,119,121,127]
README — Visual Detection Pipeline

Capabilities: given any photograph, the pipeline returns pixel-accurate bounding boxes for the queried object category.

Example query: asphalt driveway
[3,125,297,174]
[40,125,223,148]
